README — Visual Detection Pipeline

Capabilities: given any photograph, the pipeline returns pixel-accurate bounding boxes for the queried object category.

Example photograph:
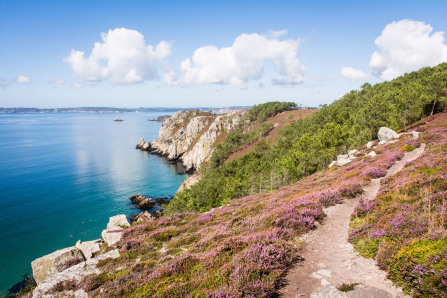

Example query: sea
[0,112,189,295]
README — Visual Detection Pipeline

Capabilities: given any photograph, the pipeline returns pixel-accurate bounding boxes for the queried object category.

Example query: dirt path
[280,142,426,298]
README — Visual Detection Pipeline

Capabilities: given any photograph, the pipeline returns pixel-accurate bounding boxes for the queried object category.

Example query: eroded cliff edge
[139,109,247,173]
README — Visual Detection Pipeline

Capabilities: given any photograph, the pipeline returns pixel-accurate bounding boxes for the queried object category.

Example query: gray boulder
[101,215,130,246]
[106,214,130,230]
[75,239,102,260]
[337,154,351,166]
[32,249,119,297]
[101,230,124,246]
[31,246,85,284]
[378,127,399,142]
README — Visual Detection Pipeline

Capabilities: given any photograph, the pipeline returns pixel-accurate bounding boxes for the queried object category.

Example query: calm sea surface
[0,112,188,295]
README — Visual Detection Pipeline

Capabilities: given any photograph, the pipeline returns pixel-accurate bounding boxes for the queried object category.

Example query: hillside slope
[166,63,447,215]
[32,112,447,297]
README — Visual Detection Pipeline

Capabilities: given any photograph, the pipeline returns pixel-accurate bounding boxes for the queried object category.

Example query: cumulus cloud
[0,75,31,87]
[340,67,368,81]
[181,32,306,88]
[16,75,32,83]
[370,19,447,80]
[64,28,173,85]
[49,78,65,85]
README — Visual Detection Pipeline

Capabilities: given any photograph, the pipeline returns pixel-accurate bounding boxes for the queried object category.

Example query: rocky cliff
[145,109,247,172]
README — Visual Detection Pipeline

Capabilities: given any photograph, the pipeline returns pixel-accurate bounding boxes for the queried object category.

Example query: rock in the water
[378,127,399,142]
[31,246,85,284]
[75,239,102,260]
[129,194,156,210]
[142,141,150,150]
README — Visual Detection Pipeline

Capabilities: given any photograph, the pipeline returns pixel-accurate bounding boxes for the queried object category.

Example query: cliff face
[149,110,247,172]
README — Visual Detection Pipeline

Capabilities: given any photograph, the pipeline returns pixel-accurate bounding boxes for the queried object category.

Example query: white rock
[31,246,84,284]
[378,127,399,141]
[75,289,89,298]
[142,141,150,150]
[328,161,337,168]
[337,154,348,161]
[378,140,387,145]
[348,149,357,159]
[367,151,377,157]
[106,214,130,230]
[75,239,102,260]
[150,110,247,172]
[337,157,351,167]
[32,249,119,297]
[102,229,124,246]
[366,141,374,149]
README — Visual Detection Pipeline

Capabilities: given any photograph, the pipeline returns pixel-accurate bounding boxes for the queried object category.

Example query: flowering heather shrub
[61,256,84,270]
[352,199,376,218]
[78,116,447,296]
[390,239,447,297]
[51,279,78,292]
[362,166,387,178]
[338,178,364,198]
[314,190,343,207]
[349,113,447,296]
[194,212,215,225]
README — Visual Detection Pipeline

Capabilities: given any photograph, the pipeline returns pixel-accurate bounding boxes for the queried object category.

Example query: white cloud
[340,67,368,81]
[0,75,31,87]
[16,75,32,83]
[64,28,173,85]
[181,32,306,88]
[370,19,447,80]
[49,78,65,85]
[71,83,83,89]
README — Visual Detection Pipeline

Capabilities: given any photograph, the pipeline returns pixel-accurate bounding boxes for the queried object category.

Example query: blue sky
[1,0,447,108]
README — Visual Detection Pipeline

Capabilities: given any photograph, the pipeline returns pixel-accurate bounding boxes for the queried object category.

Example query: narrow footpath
[280,141,426,298]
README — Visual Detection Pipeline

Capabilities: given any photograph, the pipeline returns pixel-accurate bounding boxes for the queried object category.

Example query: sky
[1,0,447,108]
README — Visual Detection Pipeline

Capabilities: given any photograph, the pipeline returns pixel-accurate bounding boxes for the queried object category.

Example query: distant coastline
[0,106,254,114]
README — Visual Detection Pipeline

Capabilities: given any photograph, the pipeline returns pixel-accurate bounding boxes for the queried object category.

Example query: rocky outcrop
[75,239,102,260]
[131,211,155,224]
[136,138,151,151]
[145,110,247,172]
[177,173,201,192]
[149,115,171,121]
[31,246,85,284]
[129,194,155,210]
[101,214,130,246]
[32,249,120,297]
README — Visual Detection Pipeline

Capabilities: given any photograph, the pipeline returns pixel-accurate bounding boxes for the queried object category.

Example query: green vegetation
[337,283,358,292]
[165,63,447,215]
[247,101,297,122]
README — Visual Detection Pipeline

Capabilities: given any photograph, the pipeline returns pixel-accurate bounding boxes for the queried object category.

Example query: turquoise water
[0,112,188,295]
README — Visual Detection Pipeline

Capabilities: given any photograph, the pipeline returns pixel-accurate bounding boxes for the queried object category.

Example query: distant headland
[0,106,256,114]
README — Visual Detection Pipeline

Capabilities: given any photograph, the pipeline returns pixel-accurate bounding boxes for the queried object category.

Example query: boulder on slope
[378,127,399,142]
[31,246,85,284]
